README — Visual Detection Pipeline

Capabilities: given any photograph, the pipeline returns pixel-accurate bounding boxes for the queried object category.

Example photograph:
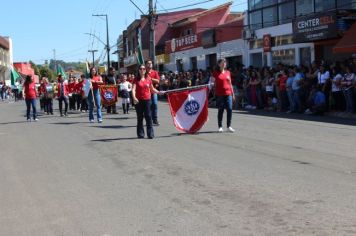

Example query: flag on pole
[85,60,91,78]
[10,67,21,86]
[57,65,67,79]
[136,28,144,65]
[167,86,209,134]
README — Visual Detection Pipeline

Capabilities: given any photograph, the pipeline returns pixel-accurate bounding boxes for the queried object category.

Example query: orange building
[13,62,39,83]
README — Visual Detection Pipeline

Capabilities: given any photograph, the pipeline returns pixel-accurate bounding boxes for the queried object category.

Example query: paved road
[1,100,356,235]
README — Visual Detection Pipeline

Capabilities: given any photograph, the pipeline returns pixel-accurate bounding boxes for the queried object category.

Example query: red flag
[167,87,208,134]
[100,85,118,106]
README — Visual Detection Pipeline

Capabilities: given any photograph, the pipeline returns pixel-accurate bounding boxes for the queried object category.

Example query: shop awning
[333,23,356,54]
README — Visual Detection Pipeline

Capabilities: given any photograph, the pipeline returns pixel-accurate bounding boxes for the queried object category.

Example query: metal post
[149,0,156,67]
[92,14,110,72]
[88,49,98,67]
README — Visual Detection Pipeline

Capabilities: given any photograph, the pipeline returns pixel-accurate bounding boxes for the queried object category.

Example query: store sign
[123,54,137,67]
[263,34,271,52]
[167,34,199,53]
[293,11,337,43]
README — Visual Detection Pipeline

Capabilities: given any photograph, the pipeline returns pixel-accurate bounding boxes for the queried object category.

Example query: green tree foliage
[29,60,40,76]
[38,65,55,82]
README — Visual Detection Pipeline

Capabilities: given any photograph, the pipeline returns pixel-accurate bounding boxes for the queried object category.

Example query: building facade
[0,36,13,85]
[245,0,356,67]
[164,3,245,72]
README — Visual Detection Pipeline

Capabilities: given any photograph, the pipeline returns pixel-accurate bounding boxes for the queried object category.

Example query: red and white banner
[167,87,208,134]
[100,85,118,106]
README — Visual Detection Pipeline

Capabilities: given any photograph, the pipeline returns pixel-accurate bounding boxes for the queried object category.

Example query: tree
[38,66,55,82]
[29,60,40,76]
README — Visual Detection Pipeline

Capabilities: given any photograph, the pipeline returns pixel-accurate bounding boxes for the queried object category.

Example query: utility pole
[53,49,57,73]
[88,49,98,67]
[92,14,110,72]
[148,0,156,67]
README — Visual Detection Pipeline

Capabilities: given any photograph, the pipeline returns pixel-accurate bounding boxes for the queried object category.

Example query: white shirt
[332,74,342,92]
[318,71,330,84]
[119,81,132,92]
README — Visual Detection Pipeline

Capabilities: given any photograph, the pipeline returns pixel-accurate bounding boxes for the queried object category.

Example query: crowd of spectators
[155,55,356,116]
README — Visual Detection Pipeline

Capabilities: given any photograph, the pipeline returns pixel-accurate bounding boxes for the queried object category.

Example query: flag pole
[163,83,212,94]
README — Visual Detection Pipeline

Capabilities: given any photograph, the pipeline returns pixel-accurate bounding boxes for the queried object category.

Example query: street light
[92,14,110,72]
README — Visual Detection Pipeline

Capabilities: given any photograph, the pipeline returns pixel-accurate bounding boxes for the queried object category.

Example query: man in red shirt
[146,59,160,125]
[57,74,69,117]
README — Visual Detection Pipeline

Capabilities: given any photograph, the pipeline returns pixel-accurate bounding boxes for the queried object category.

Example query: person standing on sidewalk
[146,59,160,125]
[211,58,235,133]
[23,75,38,121]
[132,65,161,139]
[88,67,104,123]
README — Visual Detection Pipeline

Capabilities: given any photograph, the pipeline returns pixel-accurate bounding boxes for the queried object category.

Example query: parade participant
[106,67,118,114]
[211,58,235,133]
[39,77,53,115]
[72,77,80,110]
[88,67,104,123]
[119,74,132,114]
[75,75,85,112]
[57,73,69,117]
[145,59,160,125]
[132,65,161,139]
[68,77,76,110]
[23,75,38,121]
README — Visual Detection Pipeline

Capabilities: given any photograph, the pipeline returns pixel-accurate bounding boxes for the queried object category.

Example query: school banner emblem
[167,87,208,134]
[100,85,118,106]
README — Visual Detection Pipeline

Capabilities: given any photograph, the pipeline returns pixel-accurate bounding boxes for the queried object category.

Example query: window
[296,0,314,16]
[250,10,262,29]
[249,0,263,10]
[337,0,356,9]
[315,0,335,12]
[251,52,263,68]
[300,47,311,66]
[263,0,278,7]
[263,6,277,27]
[272,49,295,66]
[279,2,295,24]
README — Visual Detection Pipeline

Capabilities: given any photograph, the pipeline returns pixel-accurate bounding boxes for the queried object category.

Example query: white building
[0,36,13,85]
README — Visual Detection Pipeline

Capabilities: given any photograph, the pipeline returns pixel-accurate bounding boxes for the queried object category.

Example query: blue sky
[1,0,247,64]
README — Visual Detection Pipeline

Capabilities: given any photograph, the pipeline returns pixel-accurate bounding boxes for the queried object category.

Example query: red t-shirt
[134,77,152,100]
[24,82,37,99]
[279,75,288,91]
[213,70,233,96]
[148,69,160,88]
[75,81,84,95]
[91,75,102,89]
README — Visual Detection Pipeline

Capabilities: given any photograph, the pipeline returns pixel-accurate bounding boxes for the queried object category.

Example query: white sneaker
[218,127,224,133]
[89,119,94,123]
[34,118,39,121]
[228,127,235,133]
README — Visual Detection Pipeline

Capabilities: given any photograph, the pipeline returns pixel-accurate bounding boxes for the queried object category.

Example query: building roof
[170,2,233,28]
[0,36,9,50]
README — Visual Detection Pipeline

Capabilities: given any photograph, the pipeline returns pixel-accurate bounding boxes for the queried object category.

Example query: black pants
[81,97,88,111]
[107,104,117,113]
[135,100,154,138]
[58,96,69,115]
[69,95,76,110]
[44,97,53,114]
[76,94,82,110]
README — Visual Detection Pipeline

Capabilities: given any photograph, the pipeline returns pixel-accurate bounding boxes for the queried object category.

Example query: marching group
[16,54,356,138]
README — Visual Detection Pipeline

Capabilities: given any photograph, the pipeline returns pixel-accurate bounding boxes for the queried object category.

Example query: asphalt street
[1,100,356,235]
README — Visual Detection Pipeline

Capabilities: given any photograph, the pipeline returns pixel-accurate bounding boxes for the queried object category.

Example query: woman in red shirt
[23,75,38,121]
[88,67,104,123]
[132,65,160,139]
[211,58,235,133]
